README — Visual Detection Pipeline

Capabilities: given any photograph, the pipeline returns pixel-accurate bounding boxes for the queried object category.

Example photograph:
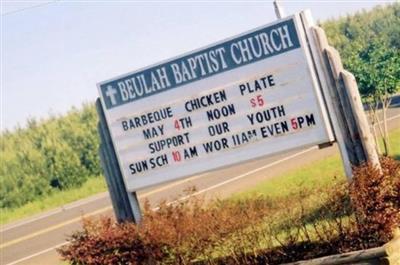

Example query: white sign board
[98,14,334,191]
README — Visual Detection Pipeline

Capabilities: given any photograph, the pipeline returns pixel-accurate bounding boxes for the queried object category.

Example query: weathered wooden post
[299,10,382,178]
[325,47,367,165]
[273,0,286,19]
[96,99,142,223]
[283,229,400,264]
[340,71,381,168]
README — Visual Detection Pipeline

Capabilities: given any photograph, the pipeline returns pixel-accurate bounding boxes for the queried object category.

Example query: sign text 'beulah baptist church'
[101,20,298,109]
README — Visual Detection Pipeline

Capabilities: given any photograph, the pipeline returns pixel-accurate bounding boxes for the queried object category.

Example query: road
[1,107,399,265]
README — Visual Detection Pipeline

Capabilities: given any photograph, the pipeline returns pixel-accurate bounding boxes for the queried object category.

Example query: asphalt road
[1,106,399,265]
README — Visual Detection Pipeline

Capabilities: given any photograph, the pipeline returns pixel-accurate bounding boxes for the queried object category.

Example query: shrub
[350,157,400,243]
[59,158,400,265]
[0,104,100,208]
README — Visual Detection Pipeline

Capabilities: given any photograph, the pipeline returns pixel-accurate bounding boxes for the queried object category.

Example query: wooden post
[299,10,381,178]
[282,246,386,265]
[99,144,124,220]
[299,11,353,179]
[273,0,285,19]
[96,98,142,223]
[325,47,366,164]
[340,71,381,170]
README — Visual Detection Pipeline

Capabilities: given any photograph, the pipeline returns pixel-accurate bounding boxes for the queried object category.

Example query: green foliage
[0,103,100,208]
[349,39,399,98]
[0,177,106,225]
[322,3,400,99]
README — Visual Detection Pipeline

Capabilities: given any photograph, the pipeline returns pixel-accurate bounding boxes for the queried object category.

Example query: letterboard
[98,14,334,191]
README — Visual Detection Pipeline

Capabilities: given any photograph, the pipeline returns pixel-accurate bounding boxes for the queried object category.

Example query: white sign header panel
[98,14,334,191]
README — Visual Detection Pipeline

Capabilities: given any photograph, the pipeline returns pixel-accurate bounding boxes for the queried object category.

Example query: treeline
[0,104,100,208]
[1,3,399,209]
[322,2,399,98]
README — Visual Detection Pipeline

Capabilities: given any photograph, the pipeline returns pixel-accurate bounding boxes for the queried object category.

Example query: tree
[323,3,400,156]
[346,39,400,155]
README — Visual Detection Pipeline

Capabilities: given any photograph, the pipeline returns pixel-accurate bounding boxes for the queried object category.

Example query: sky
[1,0,396,131]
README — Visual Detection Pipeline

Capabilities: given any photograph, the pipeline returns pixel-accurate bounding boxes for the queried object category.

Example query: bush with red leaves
[58,158,399,265]
[350,157,400,243]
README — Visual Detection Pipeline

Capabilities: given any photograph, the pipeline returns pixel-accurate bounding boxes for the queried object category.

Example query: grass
[0,177,107,225]
[380,127,400,159]
[239,155,344,198]
[239,127,400,198]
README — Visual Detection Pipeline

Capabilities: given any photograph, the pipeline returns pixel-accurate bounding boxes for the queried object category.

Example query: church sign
[98,14,334,191]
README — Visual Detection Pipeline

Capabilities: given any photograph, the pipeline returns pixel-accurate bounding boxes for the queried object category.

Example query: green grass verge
[239,127,400,198]
[239,155,344,198]
[0,177,107,225]
[379,127,400,158]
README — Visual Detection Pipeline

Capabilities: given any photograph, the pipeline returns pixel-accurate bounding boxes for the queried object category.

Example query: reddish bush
[350,157,400,243]
[58,158,400,265]
[59,196,276,264]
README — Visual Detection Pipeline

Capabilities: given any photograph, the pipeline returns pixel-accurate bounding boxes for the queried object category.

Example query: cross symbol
[105,85,118,106]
